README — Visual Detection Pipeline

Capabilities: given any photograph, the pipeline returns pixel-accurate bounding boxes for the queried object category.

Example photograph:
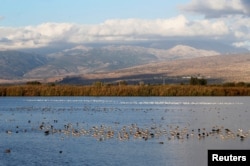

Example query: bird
[5,149,11,153]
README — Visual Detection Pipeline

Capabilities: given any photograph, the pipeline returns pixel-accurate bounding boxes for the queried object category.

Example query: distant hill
[26,45,219,78]
[0,45,220,81]
[0,51,48,79]
[1,45,249,85]
[24,45,158,78]
[59,53,250,84]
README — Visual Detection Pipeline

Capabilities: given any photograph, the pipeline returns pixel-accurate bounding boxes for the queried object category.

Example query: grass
[0,84,250,96]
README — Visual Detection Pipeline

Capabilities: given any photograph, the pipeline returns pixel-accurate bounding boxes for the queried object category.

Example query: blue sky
[0,0,188,26]
[0,0,250,50]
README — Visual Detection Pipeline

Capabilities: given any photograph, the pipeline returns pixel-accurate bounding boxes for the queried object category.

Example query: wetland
[0,97,249,166]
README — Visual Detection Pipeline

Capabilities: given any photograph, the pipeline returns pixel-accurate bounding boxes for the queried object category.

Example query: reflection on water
[0,97,249,166]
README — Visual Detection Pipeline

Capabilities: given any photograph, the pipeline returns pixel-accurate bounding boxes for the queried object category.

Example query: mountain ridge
[79,53,249,84]
[0,51,48,79]
[0,44,220,80]
[0,45,249,84]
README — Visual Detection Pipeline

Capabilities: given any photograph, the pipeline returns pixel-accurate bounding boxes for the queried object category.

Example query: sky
[0,0,250,50]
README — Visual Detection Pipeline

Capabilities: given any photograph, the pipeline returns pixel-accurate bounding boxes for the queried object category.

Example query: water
[0,97,249,166]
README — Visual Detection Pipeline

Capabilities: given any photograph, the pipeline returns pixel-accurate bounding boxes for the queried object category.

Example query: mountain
[0,51,48,79]
[166,45,219,59]
[146,40,248,54]
[23,45,158,78]
[127,53,250,82]
[59,53,250,84]
[2,44,247,84]
[22,45,219,78]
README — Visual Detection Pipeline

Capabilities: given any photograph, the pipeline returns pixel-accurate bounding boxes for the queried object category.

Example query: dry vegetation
[0,84,250,96]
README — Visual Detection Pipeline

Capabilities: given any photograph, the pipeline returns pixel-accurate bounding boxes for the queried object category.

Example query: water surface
[0,97,249,166]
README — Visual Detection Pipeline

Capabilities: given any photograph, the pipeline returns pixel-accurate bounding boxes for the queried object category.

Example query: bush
[26,81,41,85]
[190,77,207,86]
[223,82,237,87]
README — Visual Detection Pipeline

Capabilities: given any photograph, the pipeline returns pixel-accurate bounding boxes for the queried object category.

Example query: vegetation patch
[0,81,250,96]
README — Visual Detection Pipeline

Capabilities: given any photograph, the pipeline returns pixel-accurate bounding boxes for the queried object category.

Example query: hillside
[1,45,249,85]
[0,45,219,81]
[24,45,219,78]
[60,53,250,84]
[24,46,158,78]
[0,51,48,79]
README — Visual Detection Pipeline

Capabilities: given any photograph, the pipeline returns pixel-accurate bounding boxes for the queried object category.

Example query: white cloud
[0,14,249,50]
[233,41,250,50]
[227,16,250,40]
[0,23,77,49]
[83,15,228,39]
[180,0,250,18]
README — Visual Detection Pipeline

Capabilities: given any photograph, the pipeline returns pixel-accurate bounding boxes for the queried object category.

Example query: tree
[190,77,199,85]
[190,77,207,86]
[199,78,207,85]
[26,81,41,85]
[118,80,128,86]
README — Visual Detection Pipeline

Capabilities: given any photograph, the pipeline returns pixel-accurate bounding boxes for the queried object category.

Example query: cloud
[180,0,250,18]
[0,23,77,49]
[233,41,250,50]
[82,15,227,40]
[0,16,4,21]
[227,16,250,40]
[0,15,231,50]
[242,0,250,12]
[1,13,250,51]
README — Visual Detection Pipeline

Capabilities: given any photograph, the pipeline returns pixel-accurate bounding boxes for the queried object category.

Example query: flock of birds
[39,122,250,142]
[2,104,250,154]
[4,119,250,144]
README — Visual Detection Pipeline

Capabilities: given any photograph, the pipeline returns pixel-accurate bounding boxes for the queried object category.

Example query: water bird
[5,149,11,153]
[240,135,246,140]
[5,130,12,134]
[39,124,44,130]
[44,130,50,136]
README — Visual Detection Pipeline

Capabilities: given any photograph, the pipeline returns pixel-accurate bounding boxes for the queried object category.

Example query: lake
[0,97,249,166]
